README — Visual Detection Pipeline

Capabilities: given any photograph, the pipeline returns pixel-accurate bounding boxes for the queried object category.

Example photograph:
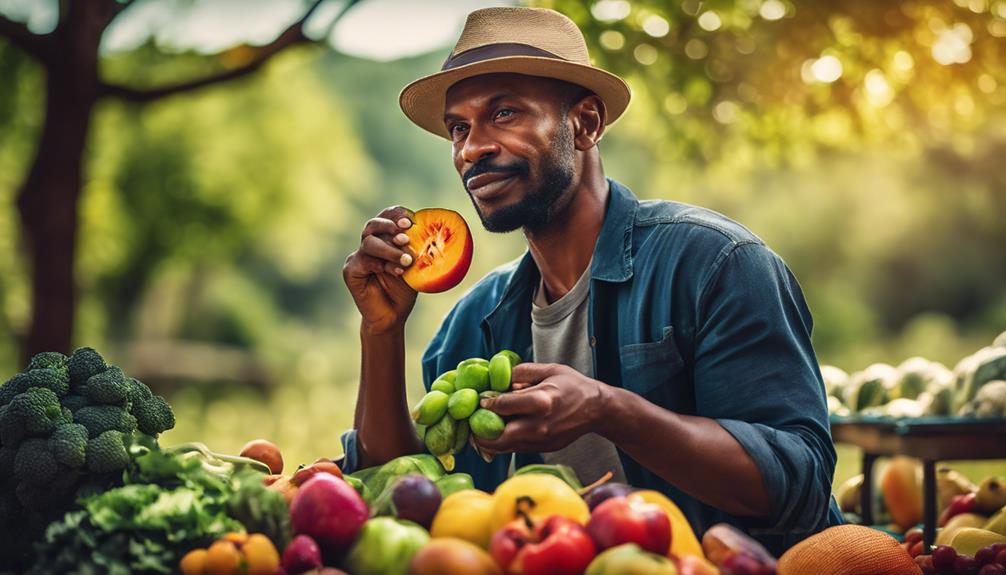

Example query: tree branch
[100,0,357,103]
[0,12,53,62]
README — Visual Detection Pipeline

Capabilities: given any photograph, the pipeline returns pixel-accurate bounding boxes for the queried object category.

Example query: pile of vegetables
[28,436,288,574]
[0,347,176,567]
[824,330,1006,419]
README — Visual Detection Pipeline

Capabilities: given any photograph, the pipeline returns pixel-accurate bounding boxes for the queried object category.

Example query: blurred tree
[0,0,360,360]
[536,0,1006,161]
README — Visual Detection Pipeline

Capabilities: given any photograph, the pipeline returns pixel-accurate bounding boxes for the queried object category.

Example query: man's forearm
[354,326,422,469]
[599,385,772,519]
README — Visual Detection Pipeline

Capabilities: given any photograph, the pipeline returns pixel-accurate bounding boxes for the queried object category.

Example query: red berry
[978,547,999,566]
[957,555,981,575]
[933,545,959,574]
[997,548,1006,567]
[979,564,1006,575]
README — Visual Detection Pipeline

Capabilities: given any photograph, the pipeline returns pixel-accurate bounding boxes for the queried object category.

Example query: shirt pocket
[618,326,685,396]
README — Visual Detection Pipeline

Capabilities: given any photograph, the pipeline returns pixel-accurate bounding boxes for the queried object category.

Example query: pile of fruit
[823,331,1006,419]
[412,349,519,469]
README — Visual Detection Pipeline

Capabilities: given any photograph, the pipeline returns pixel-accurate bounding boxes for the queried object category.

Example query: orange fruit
[179,548,209,575]
[240,439,284,474]
[205,540,242,575]
[242,534,280,575]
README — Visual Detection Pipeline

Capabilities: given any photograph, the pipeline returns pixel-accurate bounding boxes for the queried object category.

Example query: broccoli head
[73,405,137,438]
[8,387,62,435]
[81,367,131,406]
[0,445,15,477]
[49,423,88,468]
[27,352,67,375]
[132,394,175,437]
[0,373,31,406]
[67,347,107,388]
[0,404,24,446]
[85,430,129,473]
[60,394,90,413]
[14,482,55,512]
[14,438,58,484]
[24,368,69,398]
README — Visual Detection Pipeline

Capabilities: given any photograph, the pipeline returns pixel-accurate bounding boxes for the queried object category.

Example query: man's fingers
[476,419,543,454]
[375,205,414,229]
[361,234,413,267]
[511,362,565,385]
[481,388,552,417]
[361,217,401,240]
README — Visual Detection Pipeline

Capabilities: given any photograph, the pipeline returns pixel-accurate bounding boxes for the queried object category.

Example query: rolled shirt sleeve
[693,241,837,534]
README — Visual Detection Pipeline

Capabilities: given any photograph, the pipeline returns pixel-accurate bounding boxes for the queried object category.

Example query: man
[340,6,842,554]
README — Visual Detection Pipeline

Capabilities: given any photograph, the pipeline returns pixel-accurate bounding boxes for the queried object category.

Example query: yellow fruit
[879,457,923,530]
[221,532,249,546]
[431,490,496,548]
[205,540,242,575]
[179,548,209,575]
[242,534,280,575]
[976,477,1006,514]
[630,490,704,559]
[984,505,1006,536]
[490,474,590,532]
[836,474,864,514]
[936,513,990,546]
[949,527,1006,557]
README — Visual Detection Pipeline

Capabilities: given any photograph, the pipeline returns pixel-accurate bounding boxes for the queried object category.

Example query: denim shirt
[341,179,843,555]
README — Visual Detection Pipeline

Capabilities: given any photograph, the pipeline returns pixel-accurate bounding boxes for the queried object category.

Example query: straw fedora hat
[399,6,631,139]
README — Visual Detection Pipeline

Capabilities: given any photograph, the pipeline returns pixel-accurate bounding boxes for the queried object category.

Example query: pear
[976,476,1006,514]
[937,467,976,512]
[936,513,989,546]
[836,474,864,514]
[984,505,1006,536]
[949,527,1006,557]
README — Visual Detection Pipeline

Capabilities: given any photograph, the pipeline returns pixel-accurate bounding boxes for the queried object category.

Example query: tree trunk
[16,2,107,360]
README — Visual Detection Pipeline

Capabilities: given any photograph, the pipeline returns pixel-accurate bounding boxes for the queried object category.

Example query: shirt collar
[483,178,638,325]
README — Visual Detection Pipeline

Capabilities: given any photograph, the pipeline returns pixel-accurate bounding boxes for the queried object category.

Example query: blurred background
[1,0,1004,482]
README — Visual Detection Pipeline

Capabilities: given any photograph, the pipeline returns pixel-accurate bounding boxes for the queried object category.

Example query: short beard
[468,123,575,234]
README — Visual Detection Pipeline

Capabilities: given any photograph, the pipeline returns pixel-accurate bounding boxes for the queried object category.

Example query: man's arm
[353,327,423,468]
[602,385,771,517]
[342,207,423,469]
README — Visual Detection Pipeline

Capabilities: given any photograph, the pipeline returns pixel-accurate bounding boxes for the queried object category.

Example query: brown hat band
[442,43,566,71]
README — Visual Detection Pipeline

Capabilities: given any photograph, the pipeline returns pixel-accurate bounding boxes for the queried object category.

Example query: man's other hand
[475,363,608,455]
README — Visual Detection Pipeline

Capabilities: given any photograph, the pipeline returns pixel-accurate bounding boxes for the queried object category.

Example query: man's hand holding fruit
[476,362,609,457]
[342,206,418,336]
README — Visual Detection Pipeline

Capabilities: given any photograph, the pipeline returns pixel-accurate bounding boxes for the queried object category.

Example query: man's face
[444,73,577,233]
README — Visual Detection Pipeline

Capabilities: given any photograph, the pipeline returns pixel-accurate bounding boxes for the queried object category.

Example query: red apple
[290,474,368,552]
[586,496,671,555]
[402,208,473,293]
[939,492,978,527]
[489,515,596,575]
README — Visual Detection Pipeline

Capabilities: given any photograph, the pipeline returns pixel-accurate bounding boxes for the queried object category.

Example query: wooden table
[830,416,1006,549]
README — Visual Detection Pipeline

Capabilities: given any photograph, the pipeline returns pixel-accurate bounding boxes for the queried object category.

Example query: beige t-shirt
[531,265,627,485]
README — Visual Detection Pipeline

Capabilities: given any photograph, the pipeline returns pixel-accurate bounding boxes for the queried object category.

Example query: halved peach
[403,208,473,293]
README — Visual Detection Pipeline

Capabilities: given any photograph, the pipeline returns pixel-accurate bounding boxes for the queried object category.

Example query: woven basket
[778,525,922,575]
